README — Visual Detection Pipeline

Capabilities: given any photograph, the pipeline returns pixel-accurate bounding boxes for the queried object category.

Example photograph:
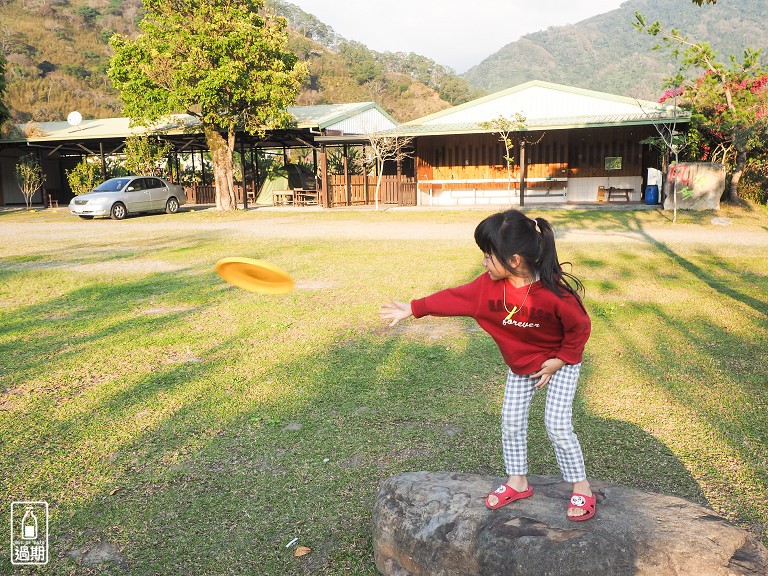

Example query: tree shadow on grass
[0,320,718,576]
[542,207,723,232]
[589,292,767,544]
[653,245,768,316]
[0,265,220,387]
[531,209,767,541]
[2,210,766,573]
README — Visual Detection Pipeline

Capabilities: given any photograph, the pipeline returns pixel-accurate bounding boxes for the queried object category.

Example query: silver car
[69,176,186,220]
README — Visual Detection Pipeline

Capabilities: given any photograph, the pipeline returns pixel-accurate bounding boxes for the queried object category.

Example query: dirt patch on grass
[68,260,188,274]
[392,317,480,341]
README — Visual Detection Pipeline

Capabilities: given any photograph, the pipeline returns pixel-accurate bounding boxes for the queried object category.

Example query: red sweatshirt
[410,274,591,375]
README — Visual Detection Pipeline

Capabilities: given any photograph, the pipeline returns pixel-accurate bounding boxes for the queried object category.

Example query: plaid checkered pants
[501,363,587,482]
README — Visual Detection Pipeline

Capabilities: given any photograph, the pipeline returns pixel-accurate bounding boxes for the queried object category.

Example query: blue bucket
[645,185,659,205]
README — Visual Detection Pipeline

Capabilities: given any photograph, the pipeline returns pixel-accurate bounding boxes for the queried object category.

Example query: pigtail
[535,217,585,299]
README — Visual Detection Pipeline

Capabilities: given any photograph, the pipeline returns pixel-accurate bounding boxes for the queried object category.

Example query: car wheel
[166,197,180,214]
[110,202,127,220]
[78,215,94,220]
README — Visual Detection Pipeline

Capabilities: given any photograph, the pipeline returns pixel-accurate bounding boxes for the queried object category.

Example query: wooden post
[312,148,318,191]
[362,145,368,204]
[240,137,248,209]
[318,147,329,208]
[519,141,527,207]
[253,144,260,205]
[343,144,351,206]
[396,144,403,206]
[99,142,107,181]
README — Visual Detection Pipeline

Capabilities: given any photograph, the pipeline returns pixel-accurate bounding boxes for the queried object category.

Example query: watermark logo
[10,501,49,565]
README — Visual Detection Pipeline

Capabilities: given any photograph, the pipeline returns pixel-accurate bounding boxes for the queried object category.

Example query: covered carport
[0,102,397,208]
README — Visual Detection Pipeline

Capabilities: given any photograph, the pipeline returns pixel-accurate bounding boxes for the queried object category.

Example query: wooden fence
[184,182,257,205]
[185,177,417,207]
[327,175,416,207]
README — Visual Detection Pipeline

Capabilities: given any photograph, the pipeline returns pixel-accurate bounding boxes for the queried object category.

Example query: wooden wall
[414,126,659,184]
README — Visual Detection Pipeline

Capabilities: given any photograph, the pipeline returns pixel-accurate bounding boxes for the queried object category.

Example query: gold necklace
[503,279,533,321]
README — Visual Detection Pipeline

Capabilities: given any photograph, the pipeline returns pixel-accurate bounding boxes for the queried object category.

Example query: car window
[127,179,146,192]
[94,178,130,192]
[147,178,165,189]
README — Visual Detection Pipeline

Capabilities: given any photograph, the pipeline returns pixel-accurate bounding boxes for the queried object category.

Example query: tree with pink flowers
[635,13,768,203]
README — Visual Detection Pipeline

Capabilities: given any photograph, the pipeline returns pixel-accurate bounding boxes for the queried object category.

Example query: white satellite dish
[67,111,82,126]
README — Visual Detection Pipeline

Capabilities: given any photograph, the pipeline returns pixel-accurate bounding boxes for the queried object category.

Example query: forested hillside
[5,0,765,129]
[462,0,768,100]
[0,0,477,127]
[272,0,482,122]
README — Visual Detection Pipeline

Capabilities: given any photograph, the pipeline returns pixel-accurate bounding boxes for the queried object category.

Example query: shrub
[123,135,173,176]
[739,173,768,205]
[66,159,101,196]
[75,6,100,26]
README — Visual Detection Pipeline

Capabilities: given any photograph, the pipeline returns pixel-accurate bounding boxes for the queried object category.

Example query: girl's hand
[530,358,566,389]
[379,299,412,327]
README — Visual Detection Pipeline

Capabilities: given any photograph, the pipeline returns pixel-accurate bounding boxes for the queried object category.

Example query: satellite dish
[67,111,82,126]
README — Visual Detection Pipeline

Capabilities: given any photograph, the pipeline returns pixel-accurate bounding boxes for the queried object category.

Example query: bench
[273,191,294,206]
[293,189,318,206]
[607,187,632,202]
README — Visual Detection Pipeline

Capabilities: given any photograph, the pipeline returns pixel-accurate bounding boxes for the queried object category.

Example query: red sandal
[485,484,534,510]
[567,492,596,521]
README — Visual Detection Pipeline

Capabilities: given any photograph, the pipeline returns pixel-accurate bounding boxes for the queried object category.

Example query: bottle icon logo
[10,501,48,565]
[21,507,38,540]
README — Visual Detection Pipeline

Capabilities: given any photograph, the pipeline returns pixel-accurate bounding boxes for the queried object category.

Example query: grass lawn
[1,204,766,574]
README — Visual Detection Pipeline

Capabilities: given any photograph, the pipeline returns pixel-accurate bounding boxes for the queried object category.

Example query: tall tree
[108,0,307,210]
[0,53,10,129]
[635,14,768,202]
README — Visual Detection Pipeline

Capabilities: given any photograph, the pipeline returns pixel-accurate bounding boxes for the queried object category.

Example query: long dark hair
[474,209,584,298]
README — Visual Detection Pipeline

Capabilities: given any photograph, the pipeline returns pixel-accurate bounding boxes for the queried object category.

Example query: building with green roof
[389,80,689,206]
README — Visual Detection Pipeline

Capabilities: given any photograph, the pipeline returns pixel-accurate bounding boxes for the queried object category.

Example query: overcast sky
[286,0,627,73]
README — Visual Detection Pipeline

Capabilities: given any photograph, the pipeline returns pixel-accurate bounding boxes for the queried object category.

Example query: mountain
[0,0,477,127]
[5,0,764,129]
[462,0,768,100]
[270,0,483,120]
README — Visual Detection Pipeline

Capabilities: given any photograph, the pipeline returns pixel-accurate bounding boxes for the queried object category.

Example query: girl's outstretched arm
[379,299,413,327]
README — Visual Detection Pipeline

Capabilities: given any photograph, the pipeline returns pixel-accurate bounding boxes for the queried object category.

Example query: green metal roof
[399,80,689,134]
[288,102,396,129]
[392,112,690,137]
[0,103,396,145]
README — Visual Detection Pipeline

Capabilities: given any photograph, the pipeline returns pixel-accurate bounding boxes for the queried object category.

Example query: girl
[379,209,595,521]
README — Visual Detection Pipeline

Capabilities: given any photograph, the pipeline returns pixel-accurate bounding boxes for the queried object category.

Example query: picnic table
[273,190,294,206]
[272,189,318,206]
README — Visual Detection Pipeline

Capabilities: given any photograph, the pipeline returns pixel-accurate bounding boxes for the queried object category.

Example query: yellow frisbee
[214,257,294,294]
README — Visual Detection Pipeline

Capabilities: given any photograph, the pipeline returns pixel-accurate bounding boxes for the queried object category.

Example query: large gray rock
[373,471,768,576]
